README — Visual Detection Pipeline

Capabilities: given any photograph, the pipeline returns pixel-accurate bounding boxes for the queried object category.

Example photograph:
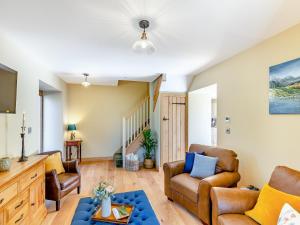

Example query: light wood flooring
[42,160,203,225]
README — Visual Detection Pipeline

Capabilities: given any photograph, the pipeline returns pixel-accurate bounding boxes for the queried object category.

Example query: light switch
[225,117,230,123]
[28,127,32,134]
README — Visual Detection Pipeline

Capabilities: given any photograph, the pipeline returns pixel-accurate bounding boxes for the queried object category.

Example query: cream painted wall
[67,81,148,158]
[0,34,67,158]
[190,23,300,187]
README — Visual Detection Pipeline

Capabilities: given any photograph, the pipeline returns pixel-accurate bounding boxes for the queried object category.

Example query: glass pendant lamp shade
[81,73,91,87]
[132,39,155,54]
[81,81,90,87]
[132,20,155,54]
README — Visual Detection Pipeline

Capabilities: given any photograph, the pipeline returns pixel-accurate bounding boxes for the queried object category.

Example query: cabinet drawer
[0,210,3,225]
[5,190,29,221]
[20,165,44,191]
[7,203,29,225]
[0,183,18,208]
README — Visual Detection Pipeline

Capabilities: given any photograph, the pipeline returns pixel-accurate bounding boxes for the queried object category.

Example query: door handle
[163,116,169,121]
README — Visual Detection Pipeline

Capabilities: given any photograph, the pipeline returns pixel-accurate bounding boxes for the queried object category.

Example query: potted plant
[93,181,115,218]
[141,129,157,169]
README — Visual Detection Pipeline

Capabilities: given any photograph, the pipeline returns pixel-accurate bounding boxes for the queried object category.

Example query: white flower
[93,181,115,201]
[105,185,114,193]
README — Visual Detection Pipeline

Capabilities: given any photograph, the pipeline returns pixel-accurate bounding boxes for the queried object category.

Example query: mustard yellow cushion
[245,184,300,225]
[45,152,65,174]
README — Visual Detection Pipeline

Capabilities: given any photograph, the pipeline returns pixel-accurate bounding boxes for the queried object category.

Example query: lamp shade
[67,124,77,131]
[132,39,155,54]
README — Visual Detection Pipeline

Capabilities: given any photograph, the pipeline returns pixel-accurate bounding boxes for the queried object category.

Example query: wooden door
[160,94,187,166]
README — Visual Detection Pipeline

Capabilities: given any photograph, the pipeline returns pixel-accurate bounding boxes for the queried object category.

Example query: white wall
[43,91,65,151]
[160,75,192,93]
[0,34,67,158]
[189,23,300,187]
[188,84,217,146]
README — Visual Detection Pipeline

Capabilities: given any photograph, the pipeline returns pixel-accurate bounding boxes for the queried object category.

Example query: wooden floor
[42,161,203,225]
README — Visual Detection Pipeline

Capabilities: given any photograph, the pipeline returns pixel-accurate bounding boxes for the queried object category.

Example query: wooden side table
[65,140,82,162]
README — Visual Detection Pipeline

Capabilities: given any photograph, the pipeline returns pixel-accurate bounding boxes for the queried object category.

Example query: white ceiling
[1,0,300,86]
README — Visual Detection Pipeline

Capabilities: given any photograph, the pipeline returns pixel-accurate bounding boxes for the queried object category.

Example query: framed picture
[269,57,300,114]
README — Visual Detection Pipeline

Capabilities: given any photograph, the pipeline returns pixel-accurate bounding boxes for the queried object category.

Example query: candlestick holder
[18,131,28,162]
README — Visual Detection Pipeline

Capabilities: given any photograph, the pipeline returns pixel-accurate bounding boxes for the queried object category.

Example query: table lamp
[67,124,77,140]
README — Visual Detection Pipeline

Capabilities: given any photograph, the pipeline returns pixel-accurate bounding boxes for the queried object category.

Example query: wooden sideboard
[0,155,47,225]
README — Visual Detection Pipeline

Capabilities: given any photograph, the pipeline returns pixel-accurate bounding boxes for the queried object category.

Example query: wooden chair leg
[56,200,60,211]
[77,186,81,194]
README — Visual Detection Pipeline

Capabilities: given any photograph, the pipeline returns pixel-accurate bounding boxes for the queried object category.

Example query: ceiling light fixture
[132,20,155,54]
[81,73,90,87]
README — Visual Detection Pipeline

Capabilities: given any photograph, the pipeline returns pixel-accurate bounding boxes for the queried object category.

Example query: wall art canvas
[269,57,300,114]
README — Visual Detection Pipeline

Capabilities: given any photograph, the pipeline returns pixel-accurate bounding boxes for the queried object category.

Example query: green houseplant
[141,129,157,169]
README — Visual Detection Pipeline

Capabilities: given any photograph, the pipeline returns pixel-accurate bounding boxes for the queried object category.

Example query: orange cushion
[45,152,65,174]
[245,184,300,225]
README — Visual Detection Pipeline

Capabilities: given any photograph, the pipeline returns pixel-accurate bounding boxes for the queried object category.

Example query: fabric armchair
[39,150,81,211]
[163,144,240,225]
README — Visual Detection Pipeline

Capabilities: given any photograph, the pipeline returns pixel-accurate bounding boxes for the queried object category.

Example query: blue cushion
[71,190,159,225]
[190,154,218,178]
[183,152,196,173]
[183,152,205,173]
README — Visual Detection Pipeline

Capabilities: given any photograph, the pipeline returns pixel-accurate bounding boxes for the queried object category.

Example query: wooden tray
[91,203,134,224]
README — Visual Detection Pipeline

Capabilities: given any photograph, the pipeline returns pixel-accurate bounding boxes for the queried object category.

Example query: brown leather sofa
[210,166,300,225]
[163,144,240,225]
[39,151,81,210]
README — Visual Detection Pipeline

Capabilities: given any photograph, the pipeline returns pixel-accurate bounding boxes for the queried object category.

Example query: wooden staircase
[122,96,150,167]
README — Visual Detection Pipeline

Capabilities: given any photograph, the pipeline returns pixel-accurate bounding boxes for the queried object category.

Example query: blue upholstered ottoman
[71,190,160,225]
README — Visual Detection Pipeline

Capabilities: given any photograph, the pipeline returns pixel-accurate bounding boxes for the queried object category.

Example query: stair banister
[122,96,150,168]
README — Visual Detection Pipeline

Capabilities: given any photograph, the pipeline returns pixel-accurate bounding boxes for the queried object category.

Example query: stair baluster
[122,96,150,167]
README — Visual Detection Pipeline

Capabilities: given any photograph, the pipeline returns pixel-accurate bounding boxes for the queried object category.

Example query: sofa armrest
[163,160,185,199]
[203,172,241,187]
[163,160,185,178]
[211,187,259,220]
[63,160,80,174]
[45,170,61,200]
[196,172,241,225]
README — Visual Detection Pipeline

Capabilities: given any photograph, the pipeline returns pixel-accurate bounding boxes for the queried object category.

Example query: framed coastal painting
[269,57,300,114]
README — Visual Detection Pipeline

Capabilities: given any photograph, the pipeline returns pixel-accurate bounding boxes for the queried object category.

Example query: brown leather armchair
[39,151,81,211]
[163,144,240,225]
[210,166,300,225]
